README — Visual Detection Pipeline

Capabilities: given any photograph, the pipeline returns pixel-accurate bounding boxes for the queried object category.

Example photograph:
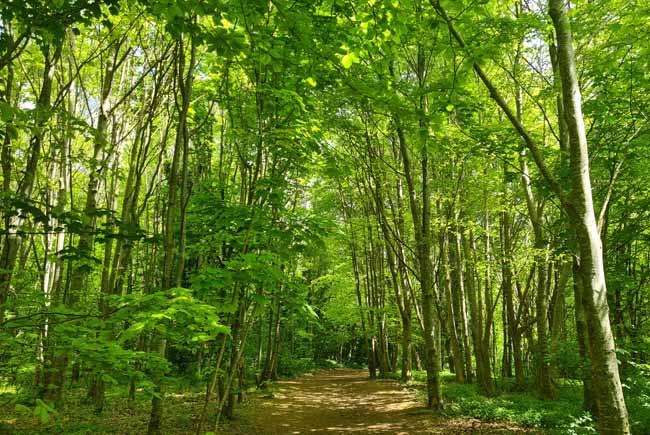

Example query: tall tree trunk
[520,154,555,399]
[441,230,465,383]
[500,188,525,389]
[431,2,629,430]
[549,1,629,432]
[390,43,442,407]
[148,33,195,435]
[395,117,442,408]
[451,225,472,383]
[482,208,497,394]
[574,258,598,415]
[0,43,62,324]
[41,129,69,405]
[463,228,489,394]
[348,213,373,379]
[67,44,118,306]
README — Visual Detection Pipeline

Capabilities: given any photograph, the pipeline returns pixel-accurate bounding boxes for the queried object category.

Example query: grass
[403,370,594,434]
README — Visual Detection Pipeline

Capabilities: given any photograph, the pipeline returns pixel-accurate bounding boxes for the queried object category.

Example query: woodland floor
[0,369,549,434]
[223,369,540,435]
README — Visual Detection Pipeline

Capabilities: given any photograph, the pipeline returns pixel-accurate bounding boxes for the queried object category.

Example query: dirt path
[227,369,536,434]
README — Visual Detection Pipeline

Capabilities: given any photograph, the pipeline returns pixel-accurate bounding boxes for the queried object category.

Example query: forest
[0,0,649,434]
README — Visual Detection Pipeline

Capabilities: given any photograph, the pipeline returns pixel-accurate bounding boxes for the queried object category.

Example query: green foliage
[0,0,119,49]
[407,371,585,431]
[623,361,650,434]
[14,398,57,425]
[278,357,316,377]
[567,413,598,435]
[1,0,650,433]
[114,288,230,346]
[549,337,586,379]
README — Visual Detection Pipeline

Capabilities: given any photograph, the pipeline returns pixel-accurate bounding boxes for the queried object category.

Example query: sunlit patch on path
[227,369,539,434]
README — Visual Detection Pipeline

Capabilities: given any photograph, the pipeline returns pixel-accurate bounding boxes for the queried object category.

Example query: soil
[224,369,539,434]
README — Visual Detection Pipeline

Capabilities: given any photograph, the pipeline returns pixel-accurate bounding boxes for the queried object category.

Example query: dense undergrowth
[431,371,587,434]
[0,359,342,435]
[401,368,650,435]
[3,362,650,434]
[1,382,206,435]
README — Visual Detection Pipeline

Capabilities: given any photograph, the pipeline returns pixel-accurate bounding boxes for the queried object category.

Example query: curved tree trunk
[548,2,629,432]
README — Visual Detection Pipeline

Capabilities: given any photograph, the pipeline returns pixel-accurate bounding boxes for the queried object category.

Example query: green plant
[15,398,57,424]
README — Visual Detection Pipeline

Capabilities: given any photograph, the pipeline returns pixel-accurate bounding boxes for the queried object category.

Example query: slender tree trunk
[463,228,493,395]
[442,231,465,383]
[351,222,374,379]
[520,155,555,399]
[451,226,472,383]
[261,296,281,383]
[148,33,196,435]
[0,43,62,324]
[500,191,525,389]
[390,47,442,408]
[482,208,497,394]
[41,131,69,405]
[395,118,441,408]
[386,238,413,382]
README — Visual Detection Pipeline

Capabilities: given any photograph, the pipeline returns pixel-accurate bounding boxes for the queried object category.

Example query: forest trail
[228,369,536,434]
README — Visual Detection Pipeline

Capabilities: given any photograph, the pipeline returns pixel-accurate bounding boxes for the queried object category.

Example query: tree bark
[573,258,598,416]
[549,1,629,432]
[430,2,629,429]
[500,184,525,390]
[148,33,196,435]
[395,117,442,408]
[441,230,465,383]
[0,43,62,324]
[390,45,442,407]
[520,154,555,399]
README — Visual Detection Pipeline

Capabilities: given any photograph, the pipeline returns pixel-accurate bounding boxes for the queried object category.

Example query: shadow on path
[228,369,539,434]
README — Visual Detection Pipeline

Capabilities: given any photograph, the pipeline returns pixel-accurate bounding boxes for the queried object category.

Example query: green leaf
[303,303,319,319]
[341,52,358,69]
[14,404,31,413]
[0,101,14,122]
